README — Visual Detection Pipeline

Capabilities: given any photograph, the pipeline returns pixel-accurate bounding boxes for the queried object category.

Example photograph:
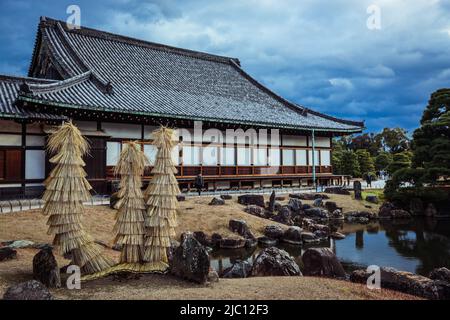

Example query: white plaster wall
[308,136,331,148]
[282,135,307,146]
[103,122,141,139]
[0,134,21,146]
[26,135,45,147]
[25,150,45,180]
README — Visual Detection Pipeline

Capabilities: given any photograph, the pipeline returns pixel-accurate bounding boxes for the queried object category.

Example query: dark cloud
[0,0,449,133]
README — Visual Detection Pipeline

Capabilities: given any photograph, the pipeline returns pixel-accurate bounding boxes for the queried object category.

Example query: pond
[210,218,450,276]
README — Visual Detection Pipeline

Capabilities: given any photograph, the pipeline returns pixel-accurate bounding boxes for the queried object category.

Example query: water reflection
[210,218,450,276]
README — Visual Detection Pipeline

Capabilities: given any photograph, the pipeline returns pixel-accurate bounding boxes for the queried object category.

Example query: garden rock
[0,247,17,262]
[258,236,278,246]
[219,238,246,249]
[350,267,450,300]
[324,201,339,213]
[171,232,210,284]
[209,197,225,206]
[222,261,253,278]
[264,225,284,239]
[304,208,329,219]
[3,280,53,300]
[229,219,254,239]
[365,195,379,204]
[250,247,301,277]
[302,248,345,279]
[288,198,302,214]
[220,195,233,200]
[390,209,412,219]
[429,267,450,283]
[282,226,303,245]
[238,194,265,208]
[32,247,61,288]
[8,240,34,249]
[244,205,265,217]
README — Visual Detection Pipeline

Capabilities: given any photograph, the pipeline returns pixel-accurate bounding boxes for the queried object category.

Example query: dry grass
[0,249,419,300]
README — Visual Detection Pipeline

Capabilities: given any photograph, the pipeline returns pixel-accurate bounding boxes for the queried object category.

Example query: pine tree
[113,141,147,264]
[356,149,375,177]
[386,152,411,176]
[144,127,179,266]
[341,150,361,178]
[42,121,112,274]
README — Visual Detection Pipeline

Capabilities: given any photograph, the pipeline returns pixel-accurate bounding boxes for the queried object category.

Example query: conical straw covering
[113,141,147,263]
[144,127,180,263]
[42,121,113,274]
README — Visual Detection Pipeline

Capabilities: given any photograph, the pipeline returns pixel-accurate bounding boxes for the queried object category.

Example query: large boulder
[304,207,329,219]
[302,248,345,279]
[313,198,323,207]
[244,205,265,218]
[222,261,253,278]
[193,231,211,247]
[365,195,379,204]
[250,247,301,277]
[257,236,278,246]
[330,209,344,220]
[324,201,339,213]
[324,187,351,195]
[282,226,303,245]
[379,202,396,218]
[209,197,225,206]
[429,267,450,283]
[171,232,210,284]
[32,247,61,288]
[229,219,254,239]
[273,206,293,225]
[238,194,265,208]
[350,267,450,300]
[3,280,53,300]
[0,247,17,262]
[220,195,233,200]
[345,211,375,223]
[287,198,302,215]
[264,225,284,240]
[219,238,246,249]
[390,209,412,219]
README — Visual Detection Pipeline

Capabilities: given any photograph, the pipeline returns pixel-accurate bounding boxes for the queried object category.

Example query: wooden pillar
[21,122,26,197]
[311,129,317,190]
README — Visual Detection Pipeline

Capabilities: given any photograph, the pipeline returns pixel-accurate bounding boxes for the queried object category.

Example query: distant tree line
[332,88,450,206]
[332,127,411,180]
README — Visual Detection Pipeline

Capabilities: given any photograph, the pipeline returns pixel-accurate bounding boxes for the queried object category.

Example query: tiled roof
[15,17,363,132]
[0,75,67,121]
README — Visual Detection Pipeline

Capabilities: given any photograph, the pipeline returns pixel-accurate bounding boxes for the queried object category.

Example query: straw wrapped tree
[144,127,180,266]
[113,141,147,264]
[42,121,112,274]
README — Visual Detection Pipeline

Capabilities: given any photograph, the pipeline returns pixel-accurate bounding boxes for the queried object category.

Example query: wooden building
[0,17,364,200]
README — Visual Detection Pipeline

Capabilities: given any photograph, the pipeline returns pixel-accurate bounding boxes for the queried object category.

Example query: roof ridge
[27,71,92,94]
[42,17,240,66]
[54,22,113,93]
[301,105,365,127]
[0,74,57,84]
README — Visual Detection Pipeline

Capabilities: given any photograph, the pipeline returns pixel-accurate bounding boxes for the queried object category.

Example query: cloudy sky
[1,0,450,133]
